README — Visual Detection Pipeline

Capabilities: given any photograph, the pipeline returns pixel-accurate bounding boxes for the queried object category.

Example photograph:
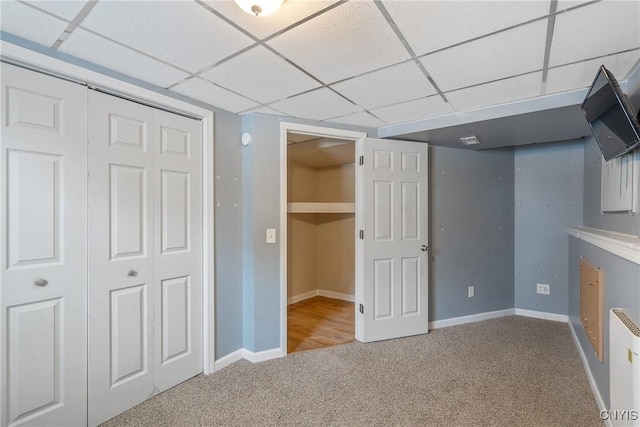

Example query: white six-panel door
[1,63,88,426]
[88,91,202,426]
[361,138,428,342]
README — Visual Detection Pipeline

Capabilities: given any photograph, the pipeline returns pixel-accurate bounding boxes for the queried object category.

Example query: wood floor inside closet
[287,297,355,354]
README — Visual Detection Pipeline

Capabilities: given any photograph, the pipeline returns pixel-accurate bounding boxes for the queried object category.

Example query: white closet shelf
[287,202,355,213]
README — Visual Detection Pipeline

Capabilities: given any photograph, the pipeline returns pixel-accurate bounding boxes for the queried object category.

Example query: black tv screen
[581,65,640,161]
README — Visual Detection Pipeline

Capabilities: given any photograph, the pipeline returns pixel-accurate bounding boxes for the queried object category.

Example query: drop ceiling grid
[79,0,255,73]
[199,45,320,104]
[22,0,91,22]
[266,0,411,84]
[0,1,69,47]
[548,0,640,67]
[268,87,362,121]
[60,28,190,88]
[382,0,551,58]
[370,95,455,126]
[171,76,259,113]
[327,111,387,128]
[420,19,548,93]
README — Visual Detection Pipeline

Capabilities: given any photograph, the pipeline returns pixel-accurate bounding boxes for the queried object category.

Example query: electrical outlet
[536,283,550,295]
[468,285,475,298]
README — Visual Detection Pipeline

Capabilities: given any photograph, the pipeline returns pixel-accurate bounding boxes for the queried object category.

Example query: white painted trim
[514,309,569,323]
[242,348,283,363]
[569,321,612,427]
[317,290,355,302]
[279,122,367,357]
[1,41,216,374]
[567,226,640,266]
[429,309,515,329]
[287,290,317,305]
[213,349,244,371]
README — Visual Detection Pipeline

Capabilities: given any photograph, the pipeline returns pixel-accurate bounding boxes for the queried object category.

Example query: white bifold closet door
[88,91,202,426]
[1,63,88,426]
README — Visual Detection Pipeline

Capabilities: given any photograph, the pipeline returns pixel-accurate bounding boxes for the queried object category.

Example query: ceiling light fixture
[460,136,481,146]
[234,0,284,16]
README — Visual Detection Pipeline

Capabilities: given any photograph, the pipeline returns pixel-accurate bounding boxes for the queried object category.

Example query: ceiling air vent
[460,136,481,146]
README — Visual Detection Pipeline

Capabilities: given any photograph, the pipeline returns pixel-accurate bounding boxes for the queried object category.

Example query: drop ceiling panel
[201,46,320,104]
[383,0,550,56]
[202,0,337,40]
[330,61,436,110]
[371,95,454,126]
[446,72,543,111]
[269,88,361,121]
[546,50,640,95]
[0,1,68,46]
[60,29,189,88]
[267,1,410,84]
[25,0,89,21]
[243,105,285,115]
[549,1,640,67]
[328,111,386,128]
[80,1,254,73]
[421,20,547,93]
[171,77,258,113]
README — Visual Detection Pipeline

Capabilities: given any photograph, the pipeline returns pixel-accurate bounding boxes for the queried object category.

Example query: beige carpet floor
[101,316,601,427]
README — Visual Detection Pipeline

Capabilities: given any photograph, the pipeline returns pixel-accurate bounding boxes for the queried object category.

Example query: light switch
[266,228,276,244]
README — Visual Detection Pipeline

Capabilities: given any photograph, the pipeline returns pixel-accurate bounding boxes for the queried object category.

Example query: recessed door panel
[402,257,419,316]
[373,181,392,241]
[110,284,147,386]
[374,259,393,319]
[161,171,190,254]
[7,299,62,425]
[401,152,419,172]
[110,164,147,259]
[161,126,190,158]
[7,150,60,268]
[109,114,147,151]
[373,149,392,171]
[161,276,190,363]
[401,182,419,241]
[7,86,61,133]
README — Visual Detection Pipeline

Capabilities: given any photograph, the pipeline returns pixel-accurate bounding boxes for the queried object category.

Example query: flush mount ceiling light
[460,136,481,146]
[234,0,284,16]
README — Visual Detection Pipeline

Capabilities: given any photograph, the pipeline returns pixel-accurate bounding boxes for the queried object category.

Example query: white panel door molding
[361,138,428,342]
[1,63,88,426]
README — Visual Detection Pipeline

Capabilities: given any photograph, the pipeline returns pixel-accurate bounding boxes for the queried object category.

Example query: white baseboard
[288,289,355,305]
[429,308,515,329]
[569,321,611,427]
[242,348,283,363]
[213,348,244,371]
[317,289,355,302]
[514,308,568,323]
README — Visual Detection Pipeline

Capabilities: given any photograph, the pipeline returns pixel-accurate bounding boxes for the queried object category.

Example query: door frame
[279,122,367,355]
[0,41,217,374]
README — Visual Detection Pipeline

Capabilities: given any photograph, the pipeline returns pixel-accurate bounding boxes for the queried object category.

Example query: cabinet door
[1,63,87,426]
[88,91,155,426]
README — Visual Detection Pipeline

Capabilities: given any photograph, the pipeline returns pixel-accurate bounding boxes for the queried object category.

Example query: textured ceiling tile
[267,1,410,83]
[370,95,454,125]
[328,111,386,128]
[202,0,337,39]
[445,72,543,111]
[81,1,254,73]
[549,1,640,67]
[61,28,189,88]
[0,1,68,46]
[242,105,284,115]
[24,0,89,21]
[545,50,640,95]
[172,77,259,113]
[330,61,435,110]
[200,46,320,104]
[422,20,547,92]
[268,88,362,121]
[383,0,550,56]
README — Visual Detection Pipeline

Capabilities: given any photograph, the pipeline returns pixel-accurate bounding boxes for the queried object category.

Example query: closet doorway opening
[280,124,366,354]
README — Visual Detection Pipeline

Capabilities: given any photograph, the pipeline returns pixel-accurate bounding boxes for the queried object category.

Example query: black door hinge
[359,155,364,165]
[359,303,364,314]
[359,230,364,240]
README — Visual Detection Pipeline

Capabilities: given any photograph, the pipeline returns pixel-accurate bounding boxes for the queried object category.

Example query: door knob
[34,278,48,287]
[127,270,137,277]
[420,245,428,252]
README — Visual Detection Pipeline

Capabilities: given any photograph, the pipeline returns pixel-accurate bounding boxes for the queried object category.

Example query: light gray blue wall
[569,238,640,407]
[583,136,640,235]
[429,146,515,321]
[514,141,584,315]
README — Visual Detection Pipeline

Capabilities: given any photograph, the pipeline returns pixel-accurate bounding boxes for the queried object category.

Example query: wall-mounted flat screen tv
[581,65,640,161]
